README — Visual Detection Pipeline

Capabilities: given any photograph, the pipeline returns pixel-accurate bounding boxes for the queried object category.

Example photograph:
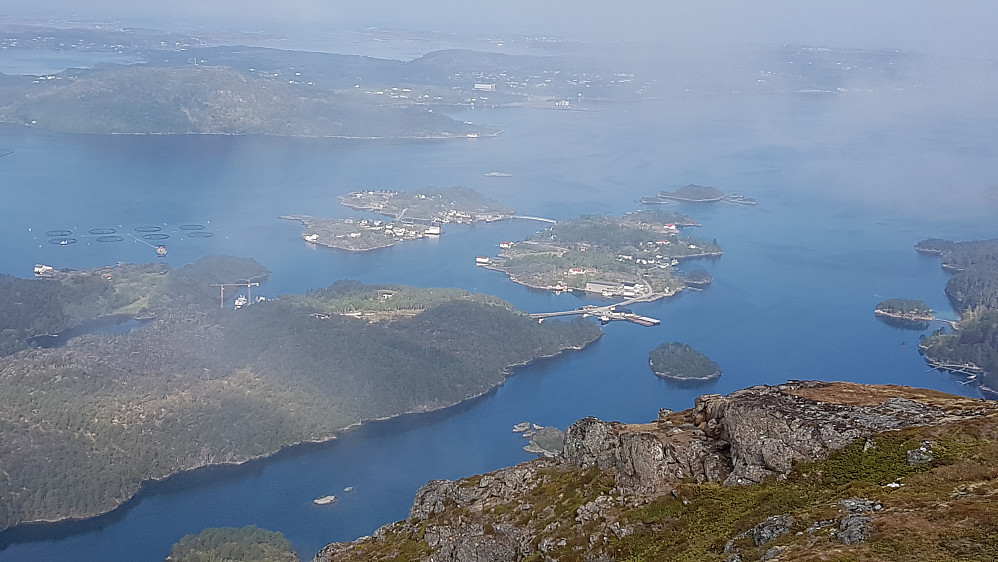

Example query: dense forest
[648,342,721,381]
[0,266,601,532]
[916,238,998,388]
[167,526,299,562]
[0,257,268,356]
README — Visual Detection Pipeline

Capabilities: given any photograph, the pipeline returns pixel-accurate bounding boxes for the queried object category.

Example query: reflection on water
[26,316,150,348]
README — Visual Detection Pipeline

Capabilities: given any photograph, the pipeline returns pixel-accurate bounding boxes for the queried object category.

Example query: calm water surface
[0,95,995,559]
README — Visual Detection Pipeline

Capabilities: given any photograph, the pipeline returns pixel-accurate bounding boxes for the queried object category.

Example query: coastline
[481,262,682,302]
[651,369,722,382]
[873,309,935,322]
[0,332,601,537]
[280,215,402,252]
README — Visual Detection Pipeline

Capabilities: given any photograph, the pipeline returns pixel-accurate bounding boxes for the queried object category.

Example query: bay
[0,91,995,560]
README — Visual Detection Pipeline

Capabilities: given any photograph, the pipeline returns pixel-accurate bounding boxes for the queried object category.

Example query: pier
[530,298,661,327]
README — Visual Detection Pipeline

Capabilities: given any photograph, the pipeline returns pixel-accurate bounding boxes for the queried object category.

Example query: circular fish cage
[187,231,214,238]
[89,227,117,235]
[45,229,73,237]
[134,226,162,233]
[48,237,78,245]
[179,224,206,230]
[142,233,170,240]
[96,235,125,242]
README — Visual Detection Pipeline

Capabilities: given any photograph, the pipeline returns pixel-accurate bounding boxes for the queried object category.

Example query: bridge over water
[512,215,557,224]
[530,293,664,326]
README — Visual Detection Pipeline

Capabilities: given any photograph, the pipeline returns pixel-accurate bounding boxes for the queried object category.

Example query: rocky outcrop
[314,381,998,562]
[562,380,990,491]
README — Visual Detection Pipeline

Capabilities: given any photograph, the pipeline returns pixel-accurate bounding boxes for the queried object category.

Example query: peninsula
[648,341,721,381]
[0,260,601,533]
[914,237,998,393]
[481,210,720,300]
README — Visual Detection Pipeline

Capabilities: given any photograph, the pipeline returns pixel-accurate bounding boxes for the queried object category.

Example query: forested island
[643,184,757,205]
[0,258,601,532]
[283,188,514,251]
[167,526,299,562]
[874,298,934,324]
[648,342,722,381]
[482,210,720,300]
[914,238,998,391]
[683,268,713,288]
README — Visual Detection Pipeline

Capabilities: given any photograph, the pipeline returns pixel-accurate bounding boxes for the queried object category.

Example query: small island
[285,188,516,252]
[683,268,713,289]
[643,184,757,205]
[648,342,721,381]
[282,214,433,252]
[168,525,299,562]
[513,422,565,457]
[482,210,719,301]
[339,187,514,223]
[875,298,934,322]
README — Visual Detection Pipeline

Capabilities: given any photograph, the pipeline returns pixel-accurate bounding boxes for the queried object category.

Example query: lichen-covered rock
[906,442,935,466]
[752,514,795,546]
[837,514,873,545]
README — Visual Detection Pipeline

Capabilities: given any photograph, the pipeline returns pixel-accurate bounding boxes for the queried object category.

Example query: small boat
[155,245,167,257]
[234,295,248,309]
[313,495,338,505]
[484,171,512,177]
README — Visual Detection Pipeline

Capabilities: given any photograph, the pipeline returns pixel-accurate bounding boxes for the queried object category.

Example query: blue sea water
[0,92,996,560]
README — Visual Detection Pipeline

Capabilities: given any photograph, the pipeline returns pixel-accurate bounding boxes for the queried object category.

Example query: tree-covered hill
[0,65,477,137]
[916,238,998,389]
[0,269,601,532]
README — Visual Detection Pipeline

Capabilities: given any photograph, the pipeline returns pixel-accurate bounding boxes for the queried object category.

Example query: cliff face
[315,381,998,562]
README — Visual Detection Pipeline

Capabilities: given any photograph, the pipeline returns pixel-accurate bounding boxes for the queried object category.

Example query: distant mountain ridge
[0,65,479,137]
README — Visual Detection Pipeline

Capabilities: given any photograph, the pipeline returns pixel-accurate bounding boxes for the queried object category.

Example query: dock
[530,300,661,327]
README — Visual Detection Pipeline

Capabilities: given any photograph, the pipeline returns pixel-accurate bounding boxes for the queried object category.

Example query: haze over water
[2,20,998,560]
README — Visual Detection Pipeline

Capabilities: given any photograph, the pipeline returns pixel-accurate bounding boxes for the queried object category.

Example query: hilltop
[317,381,998,562]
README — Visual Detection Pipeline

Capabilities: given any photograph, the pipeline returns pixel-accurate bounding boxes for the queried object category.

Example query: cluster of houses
[583,281,648,299]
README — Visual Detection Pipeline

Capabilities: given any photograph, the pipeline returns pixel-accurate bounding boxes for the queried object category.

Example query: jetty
[531,298,661,327]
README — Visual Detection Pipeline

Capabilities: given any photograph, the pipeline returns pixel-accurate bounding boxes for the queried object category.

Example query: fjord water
[0,93,995,560]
